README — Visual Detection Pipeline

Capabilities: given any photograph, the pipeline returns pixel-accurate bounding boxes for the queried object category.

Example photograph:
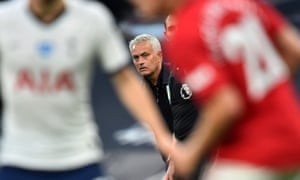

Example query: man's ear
[158,50,163,58]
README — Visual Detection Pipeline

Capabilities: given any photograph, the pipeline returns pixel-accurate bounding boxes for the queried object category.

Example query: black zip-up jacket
[144,64,199,141]
[145,64,206,179]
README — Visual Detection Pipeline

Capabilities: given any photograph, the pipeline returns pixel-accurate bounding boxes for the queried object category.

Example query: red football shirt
[166,0,300,170]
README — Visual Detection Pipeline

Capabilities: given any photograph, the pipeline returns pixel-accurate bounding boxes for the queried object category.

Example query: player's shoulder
[0,0,24,23]
[0,0,23,15]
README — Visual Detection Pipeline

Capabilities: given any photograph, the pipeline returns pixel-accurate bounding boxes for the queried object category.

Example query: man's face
[164,15,177,40]
[131,41,162,78]
[129,0,175,17]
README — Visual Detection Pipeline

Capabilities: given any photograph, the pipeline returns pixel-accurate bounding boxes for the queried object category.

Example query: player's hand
[163,159,175,180]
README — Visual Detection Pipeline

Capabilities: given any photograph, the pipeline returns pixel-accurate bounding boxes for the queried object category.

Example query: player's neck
[149,66,162,86]
[149,75,159,86]
[29,0,65,24]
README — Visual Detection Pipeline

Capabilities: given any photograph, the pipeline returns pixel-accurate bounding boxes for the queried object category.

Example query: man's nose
[138,61,144,66]
[136,57,145,63]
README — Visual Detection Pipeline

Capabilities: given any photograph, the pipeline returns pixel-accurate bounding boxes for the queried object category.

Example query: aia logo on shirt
[14,69,75,93]
[37,41,54,58]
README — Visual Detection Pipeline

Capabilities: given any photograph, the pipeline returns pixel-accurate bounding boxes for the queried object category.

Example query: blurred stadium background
[0,0,299,179]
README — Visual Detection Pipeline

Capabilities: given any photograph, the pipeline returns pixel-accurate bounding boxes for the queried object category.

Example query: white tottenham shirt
[0,0,130,170]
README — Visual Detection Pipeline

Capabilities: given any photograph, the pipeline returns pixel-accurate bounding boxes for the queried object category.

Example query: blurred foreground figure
[131,0,300,179]
[0,0,172,179]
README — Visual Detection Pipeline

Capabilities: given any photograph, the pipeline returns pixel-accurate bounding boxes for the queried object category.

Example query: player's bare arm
[111,66,173,157]
[275,25,300,75]
[172,85,244,178]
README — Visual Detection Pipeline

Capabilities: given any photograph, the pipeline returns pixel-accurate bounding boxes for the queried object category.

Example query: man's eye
[168,26,176,32]
[141,53,149,58]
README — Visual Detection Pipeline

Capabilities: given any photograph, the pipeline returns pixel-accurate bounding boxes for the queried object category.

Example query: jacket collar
[144,63,171,87]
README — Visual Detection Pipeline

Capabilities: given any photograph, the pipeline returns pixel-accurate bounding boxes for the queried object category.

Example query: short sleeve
[166,35,229,105]
[93,3,130,74]
[174,54,229,105]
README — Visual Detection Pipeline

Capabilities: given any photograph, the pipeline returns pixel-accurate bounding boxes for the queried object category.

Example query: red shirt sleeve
[165,1,233,105]
[166,33,229,105]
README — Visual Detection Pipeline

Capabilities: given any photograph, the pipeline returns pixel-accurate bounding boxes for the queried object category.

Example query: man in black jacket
[129,32,198,139]
[129,33,205,179]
